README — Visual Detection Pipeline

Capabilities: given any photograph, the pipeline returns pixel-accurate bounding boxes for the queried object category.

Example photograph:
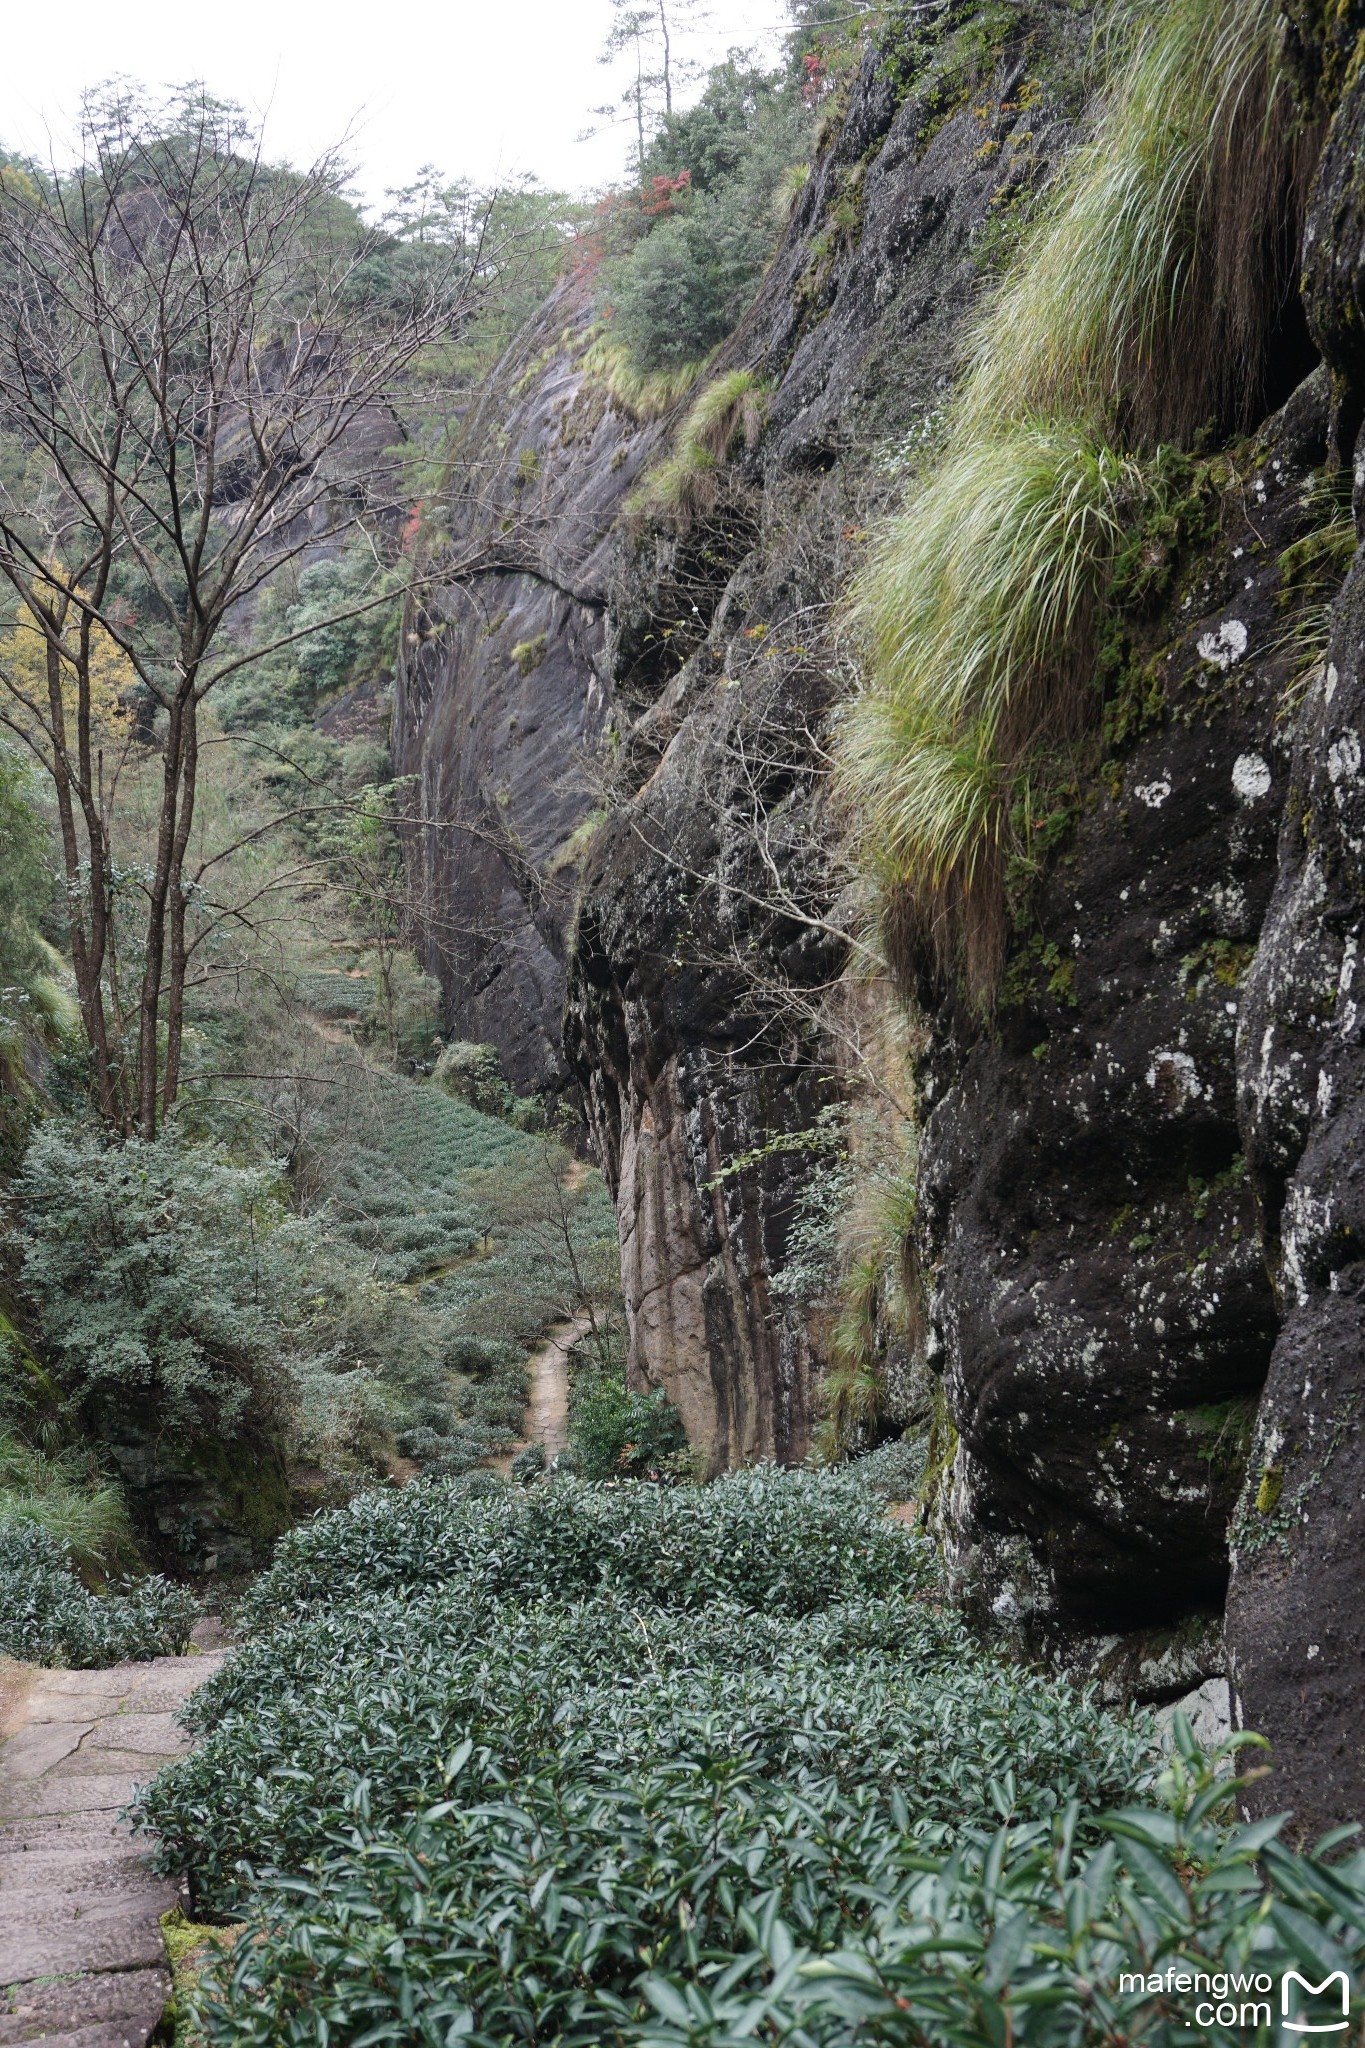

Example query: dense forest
[2,0,1365,2042]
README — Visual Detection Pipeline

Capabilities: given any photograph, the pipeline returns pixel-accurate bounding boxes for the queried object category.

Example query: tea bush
[0,1523,197,1666]
[132,1470,1365,2045]
[232,1466,932,1626]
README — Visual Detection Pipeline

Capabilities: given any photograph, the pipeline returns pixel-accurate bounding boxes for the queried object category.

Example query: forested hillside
[2,2,1365,2043]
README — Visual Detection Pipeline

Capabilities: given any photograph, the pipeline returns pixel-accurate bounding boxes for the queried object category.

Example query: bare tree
[0,88,530,1136]
[595,0,706,181]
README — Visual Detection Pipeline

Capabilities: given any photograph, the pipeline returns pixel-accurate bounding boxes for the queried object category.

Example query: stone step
[0,1652,226,2039]
[0,1966,171,2047]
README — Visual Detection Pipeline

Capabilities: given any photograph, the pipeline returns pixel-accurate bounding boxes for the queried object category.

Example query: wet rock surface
[1215,69,1365,1834]
[920,386,1330,1647]
[1224,547,1365,1838]
[392,277,664,1095]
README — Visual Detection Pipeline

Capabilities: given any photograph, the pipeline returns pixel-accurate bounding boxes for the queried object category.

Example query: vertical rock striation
[392,278,664,1094]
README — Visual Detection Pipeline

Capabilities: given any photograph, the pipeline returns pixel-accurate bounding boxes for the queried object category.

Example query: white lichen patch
[1281,1184,1335,1307]
[1209,879,1248,931]
[1145,1049,1203,1110]
[1135,777,1172,808]
[1328,729,1361,786]
[1232,752,1271,802]
[1197,619,1249,670]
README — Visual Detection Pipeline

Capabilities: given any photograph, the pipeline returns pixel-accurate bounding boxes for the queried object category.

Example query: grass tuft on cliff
[962,0,1297,446]
[627,367,770,522]
[842,422,1144,992]
[841,0,1312,1000]
[580,332,707,421]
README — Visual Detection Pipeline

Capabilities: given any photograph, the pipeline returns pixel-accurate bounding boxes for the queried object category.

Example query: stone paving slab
[1,1776,142,1822]
[0,1966,171,2046]
[1,1883,175,1980]
[0,1724,93,1781]
[83,1716,186,1758]
[0,1651,225,2043]
[18,1697,121,1727]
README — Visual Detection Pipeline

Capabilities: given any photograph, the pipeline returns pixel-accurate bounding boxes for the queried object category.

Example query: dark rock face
[392,279,664,1093]
[919,384,1330,1665]
[1226,557,1365,1837]
[565,13,1092,1465]
[1221,70,1365,1837]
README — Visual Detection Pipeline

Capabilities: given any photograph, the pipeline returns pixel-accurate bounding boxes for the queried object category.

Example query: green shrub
[608,202,770,374]
[129,1472,1365,2046]
[846,1430,928,1504]
[634,1738,1365,2046]
[431,1040,514,1118]
[180,1753,1365,2047]
[0,1522,197,1666]
[603,56,813,376]
[217,552,399,731]
[0,745,50,993]
[569,1367,689,1480]
[16,1125,288,1437]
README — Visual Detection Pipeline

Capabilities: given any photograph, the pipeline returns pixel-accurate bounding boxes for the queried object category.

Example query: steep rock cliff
[565,10,1092,1467]
[407,0,1365,1816]
[918,377,1329,1674]
[392,280,665,1093]
[1223,62,1365,1836]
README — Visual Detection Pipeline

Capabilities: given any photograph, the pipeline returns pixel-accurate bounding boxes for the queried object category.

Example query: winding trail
[524,1316,591,1460]
[491,1313,593,1473]
[0,1649,223,2046]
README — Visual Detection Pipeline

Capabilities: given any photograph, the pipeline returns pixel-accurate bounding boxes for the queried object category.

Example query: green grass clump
[0,1433,133,1574]
[962,0,1294,445]
[842,0,1307,997]
[131,1470,1365,2046]
[580,333,707,421]
[627,367,770,522]
[844,422,1143,990]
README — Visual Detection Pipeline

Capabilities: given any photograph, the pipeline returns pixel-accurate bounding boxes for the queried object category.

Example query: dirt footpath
[0,1650,224,2047]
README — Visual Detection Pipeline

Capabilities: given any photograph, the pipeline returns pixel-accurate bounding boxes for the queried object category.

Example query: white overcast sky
[0,0,791,209]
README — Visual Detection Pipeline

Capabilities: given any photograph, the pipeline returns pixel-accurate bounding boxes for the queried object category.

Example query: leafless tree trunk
[0,88,535,1135]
